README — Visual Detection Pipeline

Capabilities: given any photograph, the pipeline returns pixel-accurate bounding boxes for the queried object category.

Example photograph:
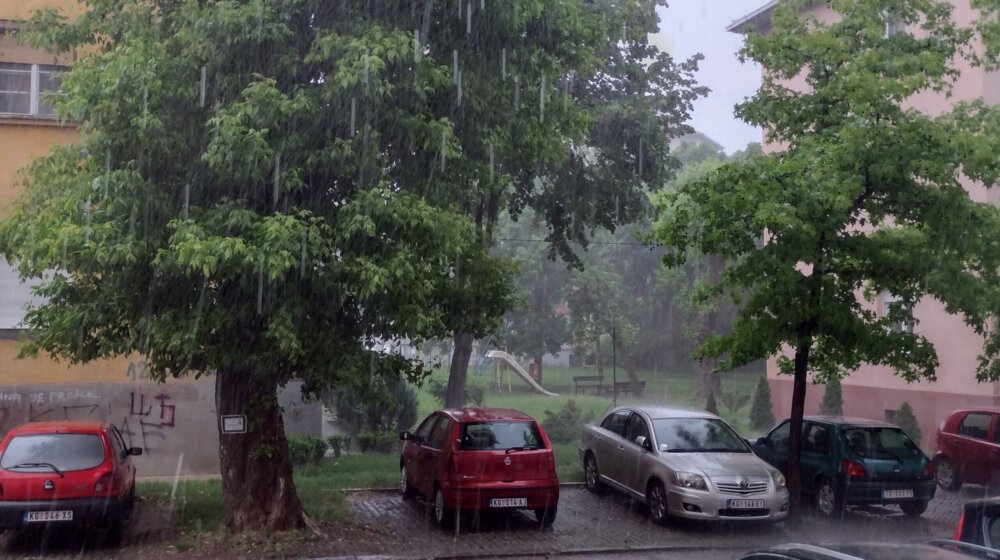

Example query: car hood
[661,451,775,478]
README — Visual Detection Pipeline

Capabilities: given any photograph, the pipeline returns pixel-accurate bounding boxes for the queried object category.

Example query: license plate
[882,489,914,499]
[489,497,527,508]
[727,499,765,509]
[23,510,73,522]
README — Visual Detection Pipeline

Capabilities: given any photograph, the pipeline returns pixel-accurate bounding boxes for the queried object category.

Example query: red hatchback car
[934,409,1000,491]
[399,408,559,529]
[0,421,141,542]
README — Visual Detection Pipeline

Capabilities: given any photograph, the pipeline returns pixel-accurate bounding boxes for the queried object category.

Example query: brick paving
[344,484,984,557]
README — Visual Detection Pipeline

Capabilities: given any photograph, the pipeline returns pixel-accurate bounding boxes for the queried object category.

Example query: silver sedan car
[579,405,789,524]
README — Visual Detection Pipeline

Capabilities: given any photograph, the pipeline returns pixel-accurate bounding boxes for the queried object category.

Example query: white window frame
[883,292,913,333]
[0,63,59,118]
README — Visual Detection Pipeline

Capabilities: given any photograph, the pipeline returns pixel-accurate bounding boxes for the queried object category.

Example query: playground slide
[485,350,560,397]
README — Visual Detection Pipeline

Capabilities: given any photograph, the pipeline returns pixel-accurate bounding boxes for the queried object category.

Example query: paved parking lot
[345,484,984,557]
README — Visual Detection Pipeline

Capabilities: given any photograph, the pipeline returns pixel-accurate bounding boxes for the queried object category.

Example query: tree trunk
[787,337,810,519]
[445,331,474,408]
[533,353,544,384]
[216,369,310,532]
[595,334,604,377]
[696,358,719,401]
[625,363,643,398]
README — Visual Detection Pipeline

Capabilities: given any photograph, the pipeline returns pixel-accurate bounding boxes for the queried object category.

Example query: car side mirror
[757,436,770,447]
[129,447,143,456]
[399,431,414,441]
[635,435,652,452]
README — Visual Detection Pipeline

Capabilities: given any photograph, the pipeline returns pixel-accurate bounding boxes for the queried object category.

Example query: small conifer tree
[819,377,844,416]
[894,401,922,445]
[749,375,776,432]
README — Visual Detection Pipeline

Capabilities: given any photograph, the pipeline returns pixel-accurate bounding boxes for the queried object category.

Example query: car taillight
[924,461,935,478]
[841,459,866,477]
[94,472,114,494]
[954,510,965,540]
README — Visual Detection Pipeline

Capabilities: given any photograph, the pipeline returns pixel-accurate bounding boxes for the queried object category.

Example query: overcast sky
[655,0,770,154]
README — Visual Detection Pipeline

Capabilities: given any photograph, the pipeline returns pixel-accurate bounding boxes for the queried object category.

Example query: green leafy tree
[654,0,1000,517]
[749,375,776,432]
[818,377,844,416]
[894,401,922,445]
[8,0,509,532]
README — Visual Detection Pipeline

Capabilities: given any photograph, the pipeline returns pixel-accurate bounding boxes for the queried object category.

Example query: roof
[726,0,778,34]
[442,408,534,422]
[806,416,897,428]
[624,405,720,420]
[7,421,109,434]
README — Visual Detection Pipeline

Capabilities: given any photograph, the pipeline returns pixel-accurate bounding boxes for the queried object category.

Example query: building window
[0,63,62,117]
[883,292,913,333]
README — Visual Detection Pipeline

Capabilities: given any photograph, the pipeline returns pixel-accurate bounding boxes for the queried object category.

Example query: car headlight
[772,471,786,489]
[673,472,708,491]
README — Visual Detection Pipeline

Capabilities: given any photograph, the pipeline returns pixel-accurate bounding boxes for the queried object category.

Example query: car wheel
[400,464,417,499]
[104,517,124,547]
[815,478,845,518]
[646,479,669,526]
[433,486,453,528]
[535,505,557,528]
[900,500,929,517]
[935,456,962,491]
[584,453,604,495]
[126,486,136,517]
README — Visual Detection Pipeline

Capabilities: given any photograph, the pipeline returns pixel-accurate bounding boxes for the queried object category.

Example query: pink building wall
[741,0,1000,446]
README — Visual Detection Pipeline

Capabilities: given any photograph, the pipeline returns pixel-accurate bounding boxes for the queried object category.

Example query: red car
[399,408,559,529]
[0,421,141,542]
[933,408,1000,491]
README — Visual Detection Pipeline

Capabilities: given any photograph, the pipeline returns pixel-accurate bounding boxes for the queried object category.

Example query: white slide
[485,350,560,397]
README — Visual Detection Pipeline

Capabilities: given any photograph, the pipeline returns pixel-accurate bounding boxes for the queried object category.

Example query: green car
[751,416,936,517]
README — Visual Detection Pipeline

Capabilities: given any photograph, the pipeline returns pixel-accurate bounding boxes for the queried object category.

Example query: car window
[460,421,542,451]
[993,416,1000,444]
[600,410,631,437]
[108,429,124,462]
[844,427,921,460]
[988,515,1000,548]
[429,418,452,450]
[959,413,991,440]
[624,413,651,445]
[1,433,106,472]
[653,418,750,453]
[769,421,791,450]
[415,415,438,441]
[804,423,833,455]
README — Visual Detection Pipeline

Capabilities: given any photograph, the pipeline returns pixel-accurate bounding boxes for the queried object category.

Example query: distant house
[728,0,1000,447]
[669,131,725,154]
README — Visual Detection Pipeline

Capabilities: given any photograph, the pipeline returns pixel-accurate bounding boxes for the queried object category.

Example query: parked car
[739,542,991,560]
[0,421,141,543]
[579,405,789,525]
[398,408,559,529]
[751,416,936,517]
[934,409,1000,491]
[953,497,1000,553]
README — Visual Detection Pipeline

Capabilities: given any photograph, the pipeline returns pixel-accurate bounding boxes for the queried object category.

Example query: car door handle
[953,439,961,445]
[617,446,625,452]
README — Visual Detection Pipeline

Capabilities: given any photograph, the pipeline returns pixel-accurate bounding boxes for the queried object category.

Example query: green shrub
[327,435,351,457]
[542,400,588,444]
[355,431,398,453]
[427,378,486,407]
[749,375,776,432]
[705,391,719,415]
[894,401,921,444]
[819,377,844,416]
[333,378,420,435]
[288,435,327,466]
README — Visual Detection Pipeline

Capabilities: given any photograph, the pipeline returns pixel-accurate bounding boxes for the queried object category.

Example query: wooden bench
[600,380,646,396]
[572,375,605,394]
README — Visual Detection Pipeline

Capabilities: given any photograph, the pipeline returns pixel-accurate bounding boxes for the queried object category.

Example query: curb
[341,482,585,494]
[314,543,750,560]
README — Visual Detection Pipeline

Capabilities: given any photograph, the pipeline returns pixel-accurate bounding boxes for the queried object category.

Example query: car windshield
[652,418,750,453]
[460,421,543,451]
[0,433,105,472]
[844,427,922,460]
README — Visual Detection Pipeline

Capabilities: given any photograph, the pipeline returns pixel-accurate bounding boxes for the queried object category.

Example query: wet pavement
[344,484,985,558]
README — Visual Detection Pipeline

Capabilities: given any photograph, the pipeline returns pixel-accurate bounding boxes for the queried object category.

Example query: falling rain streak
[257,257,264,314]
[467,2,472,34]
[350,98,356,137]
[441,128,447,172]
[489,142,495,182]
[540,74,546,121]
[514,76,521,110]
[183,183,190,219]
[273,154,281,208]
[300,225,307,278]
[199,65,207,107]
[501,48,507,80]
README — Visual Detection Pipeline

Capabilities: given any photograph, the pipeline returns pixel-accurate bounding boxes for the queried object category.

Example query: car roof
[441,408,535,422]
[805,416,898,428]
[948,408,1000,415]
[621,405,719,420]
[6,421,110,435]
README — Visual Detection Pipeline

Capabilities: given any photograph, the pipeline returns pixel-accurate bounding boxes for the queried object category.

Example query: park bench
[572,375,605,394]
[600,380,646,396]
